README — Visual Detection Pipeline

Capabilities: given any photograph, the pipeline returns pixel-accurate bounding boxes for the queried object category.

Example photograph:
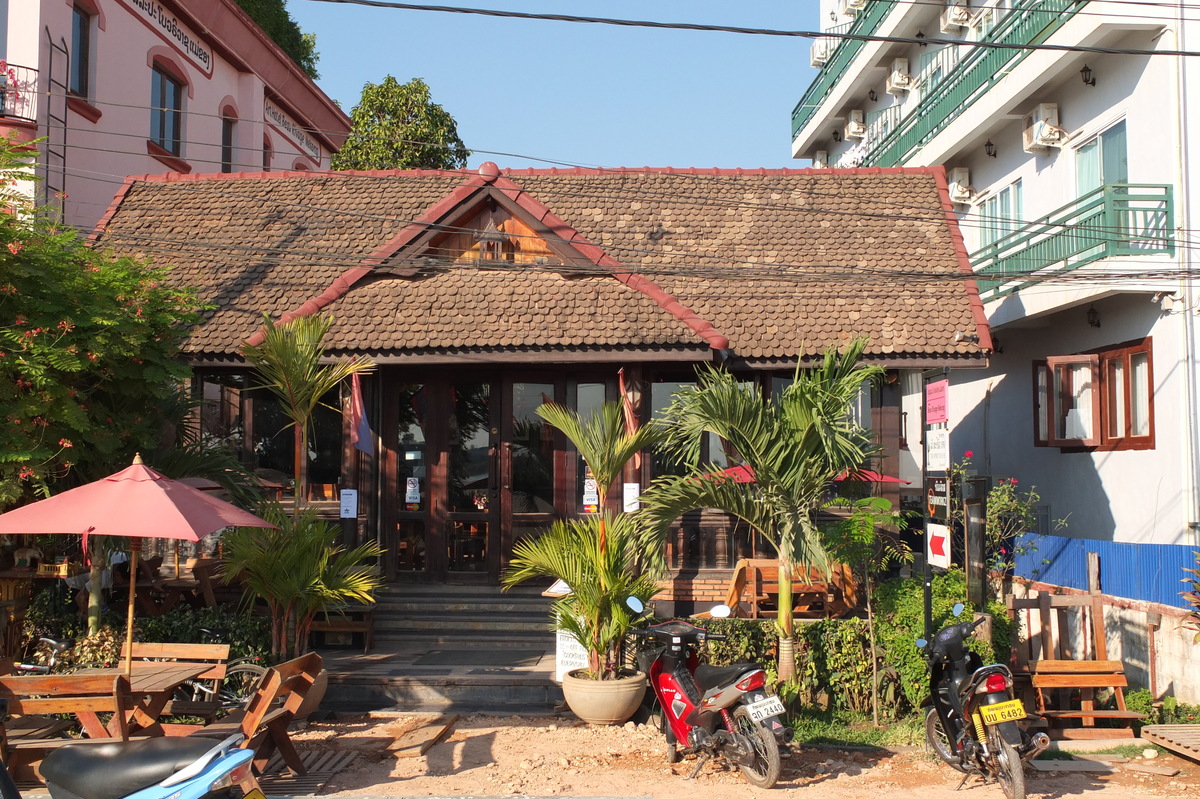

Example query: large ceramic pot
[561,669,647,725]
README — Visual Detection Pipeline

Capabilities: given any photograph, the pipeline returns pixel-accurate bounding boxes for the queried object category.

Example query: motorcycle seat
[693,662,759,692]
[41,736,219,799]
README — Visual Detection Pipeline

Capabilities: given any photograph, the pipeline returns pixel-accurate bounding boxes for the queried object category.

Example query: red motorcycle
[630,612,789,788]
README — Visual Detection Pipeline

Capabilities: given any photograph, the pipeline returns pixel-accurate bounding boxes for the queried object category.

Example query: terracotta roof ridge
[495,165,942,177]
[931,165,993,353]
[484,166,730,352]
[242,170,494,347]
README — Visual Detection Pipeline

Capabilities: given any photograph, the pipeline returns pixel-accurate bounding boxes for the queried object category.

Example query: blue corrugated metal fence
[1013,535,1197,609]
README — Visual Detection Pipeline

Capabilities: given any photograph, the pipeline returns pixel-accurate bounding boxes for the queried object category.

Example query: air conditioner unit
[813,150,829,169]
[885,58,912,94]
[948,167,974,204]
[810,38,830,67]
[844,109,866,140]
[1022,103,1067,152]
[841,0,867,13]
[940,1,971,33]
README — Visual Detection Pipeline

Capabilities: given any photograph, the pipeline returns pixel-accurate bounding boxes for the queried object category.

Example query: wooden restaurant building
[90,163,992,599]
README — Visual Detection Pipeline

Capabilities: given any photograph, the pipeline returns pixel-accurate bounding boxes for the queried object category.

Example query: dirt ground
[292,713,1199,798]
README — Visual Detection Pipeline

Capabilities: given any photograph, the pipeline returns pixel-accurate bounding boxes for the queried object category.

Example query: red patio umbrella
[0,455,275,675]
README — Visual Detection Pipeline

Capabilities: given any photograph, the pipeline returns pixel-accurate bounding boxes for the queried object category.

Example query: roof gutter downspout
[1173,16,1200,547]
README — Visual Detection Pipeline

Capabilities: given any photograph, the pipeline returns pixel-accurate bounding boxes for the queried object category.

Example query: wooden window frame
[1045,354,1101,447]
[1098,338,1155,450]
[1034,338,1154,452]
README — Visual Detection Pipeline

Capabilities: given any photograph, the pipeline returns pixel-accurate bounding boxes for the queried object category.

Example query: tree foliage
[239,313,374,511]
[640,339,882,680]
[331,77,470,171]
[0,139,200,504]
[235,0,320,79]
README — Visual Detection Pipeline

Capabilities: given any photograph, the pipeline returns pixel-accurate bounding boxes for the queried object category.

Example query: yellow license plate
[978,699,1025,725]
[242,791,267,799]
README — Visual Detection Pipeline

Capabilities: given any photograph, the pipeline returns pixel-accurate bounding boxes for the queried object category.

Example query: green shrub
[872,569,1012,708]
[139,605,270,662]
[21,584,269,665]
[1126,688,1200,726]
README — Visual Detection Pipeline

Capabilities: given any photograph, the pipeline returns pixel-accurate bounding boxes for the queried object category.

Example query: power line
[296,0,1200,57]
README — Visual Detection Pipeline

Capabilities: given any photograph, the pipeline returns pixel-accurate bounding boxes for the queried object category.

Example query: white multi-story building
[0,0,349,230]
[794,0,1200,698]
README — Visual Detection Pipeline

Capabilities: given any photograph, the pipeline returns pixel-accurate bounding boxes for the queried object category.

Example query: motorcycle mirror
[952,602,965,617]
[625,597,645,614]
[709,604,731,618]
[916,638,928,649]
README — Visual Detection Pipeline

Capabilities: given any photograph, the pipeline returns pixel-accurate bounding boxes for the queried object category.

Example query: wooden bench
[310,603,375,653]
[0,673,137,781]
[190,652,322,775]
[1008,592,1144,739]
[724,558,851,619]
[120,641,231,722]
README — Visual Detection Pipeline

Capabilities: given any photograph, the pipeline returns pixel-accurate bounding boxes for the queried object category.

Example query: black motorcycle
[918,603,1049,799]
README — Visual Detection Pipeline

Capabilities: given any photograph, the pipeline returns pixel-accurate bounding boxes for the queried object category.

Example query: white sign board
[339,489,358,519]
[555,630,589,682]
[927,428,950,472]
[926,522,951,570]
[623,482,640,512]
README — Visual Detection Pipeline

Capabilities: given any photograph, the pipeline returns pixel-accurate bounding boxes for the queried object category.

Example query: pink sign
[926,379,949,424]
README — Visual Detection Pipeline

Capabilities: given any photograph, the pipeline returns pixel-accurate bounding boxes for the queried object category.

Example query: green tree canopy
[0,140,201,504]
[331,77,470,171]
[235,0,320,79]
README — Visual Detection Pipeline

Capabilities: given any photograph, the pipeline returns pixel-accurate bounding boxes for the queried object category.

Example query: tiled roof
[91,165,991,365]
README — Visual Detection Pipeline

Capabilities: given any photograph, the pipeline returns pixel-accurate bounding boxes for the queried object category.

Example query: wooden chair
[189,652,322,775]
[119,641,231,723]
[310,602,375,653]
[153,558,220,610]
[0,673,136,781]
[724,558,852,619]
[1007,591,1144,739]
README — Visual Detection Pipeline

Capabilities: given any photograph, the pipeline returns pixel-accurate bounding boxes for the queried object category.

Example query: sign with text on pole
[926,522,951,570]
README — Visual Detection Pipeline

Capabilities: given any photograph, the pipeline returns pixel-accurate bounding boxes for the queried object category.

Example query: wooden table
[71,662,209,737]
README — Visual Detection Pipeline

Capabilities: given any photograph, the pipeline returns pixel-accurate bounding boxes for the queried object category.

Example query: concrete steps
[319,583,563,714]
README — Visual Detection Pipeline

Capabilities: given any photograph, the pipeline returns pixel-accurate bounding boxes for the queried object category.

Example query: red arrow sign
[929,533,946,557]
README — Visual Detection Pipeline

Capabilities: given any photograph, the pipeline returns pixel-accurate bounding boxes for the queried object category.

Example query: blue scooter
[0,702,262,799]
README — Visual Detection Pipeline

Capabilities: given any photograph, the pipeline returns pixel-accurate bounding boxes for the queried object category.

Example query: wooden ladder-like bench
[1008,592,1145,739]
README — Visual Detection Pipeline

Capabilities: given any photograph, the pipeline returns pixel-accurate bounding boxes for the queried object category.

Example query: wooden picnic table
[71,662,209,737]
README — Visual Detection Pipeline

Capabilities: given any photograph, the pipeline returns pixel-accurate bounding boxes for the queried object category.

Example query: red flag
[618,368,640,470]
[349,373,373,456]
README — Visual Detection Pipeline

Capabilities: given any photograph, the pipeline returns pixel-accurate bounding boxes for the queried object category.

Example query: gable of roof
[90,164,991,366]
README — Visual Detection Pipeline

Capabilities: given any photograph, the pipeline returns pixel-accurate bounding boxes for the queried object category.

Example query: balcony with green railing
[792,0,1087,162]
[867,0,1082,166]
[973,185,1174,301]
[791,0,897,140]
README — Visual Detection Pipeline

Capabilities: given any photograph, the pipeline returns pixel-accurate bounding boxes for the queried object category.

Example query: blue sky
[289,1,818,170]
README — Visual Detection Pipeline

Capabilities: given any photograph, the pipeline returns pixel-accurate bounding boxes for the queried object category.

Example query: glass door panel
[447,382,493,573]
[510,382,556,514]
[396,384,427,572]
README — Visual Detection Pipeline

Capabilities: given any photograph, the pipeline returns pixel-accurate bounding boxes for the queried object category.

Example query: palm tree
[221,503,384,659]
[503,399,666,679]
[240,314,374,512]
[502,512,661,678]
[640,339,882,681]
[534,401,664,555]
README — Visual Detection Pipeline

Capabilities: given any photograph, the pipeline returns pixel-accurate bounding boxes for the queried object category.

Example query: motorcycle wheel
[990,728,1026,799]
[661,709,679,764]
[731,706,781,789]
[924,707,968,773]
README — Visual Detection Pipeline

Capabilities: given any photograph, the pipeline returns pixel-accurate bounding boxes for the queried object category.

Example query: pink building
[1,0,349,230]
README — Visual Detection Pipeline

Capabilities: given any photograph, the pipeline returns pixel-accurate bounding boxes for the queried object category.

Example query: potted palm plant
[502,400,664,725]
